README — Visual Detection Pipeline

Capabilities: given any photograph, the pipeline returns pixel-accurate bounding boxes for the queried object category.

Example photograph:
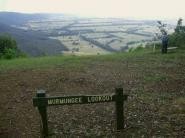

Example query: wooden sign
[33,95,116,106]
[33,88,128,137]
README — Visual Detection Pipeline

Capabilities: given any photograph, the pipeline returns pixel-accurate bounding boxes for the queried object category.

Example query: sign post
[36,90,49,137]
[33,88,128,137]
[115,88,125,130]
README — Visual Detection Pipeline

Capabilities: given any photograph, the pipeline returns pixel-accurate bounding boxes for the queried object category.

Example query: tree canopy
[169,18,185,48]
[0,34,25,59]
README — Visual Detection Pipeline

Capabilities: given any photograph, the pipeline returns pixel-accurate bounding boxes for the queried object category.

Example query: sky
[0,0,185,19]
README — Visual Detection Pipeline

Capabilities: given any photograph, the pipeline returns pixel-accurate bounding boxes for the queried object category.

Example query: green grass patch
[0,48,185,71]
[0,55,85,71]
[0,50,148,71]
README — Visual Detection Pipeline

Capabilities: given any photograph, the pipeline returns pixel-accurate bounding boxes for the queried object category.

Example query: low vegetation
[169,18,185,49]
[0,34,26,59]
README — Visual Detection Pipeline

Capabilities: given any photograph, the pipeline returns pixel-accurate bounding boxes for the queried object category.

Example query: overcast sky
[0,0,185,19]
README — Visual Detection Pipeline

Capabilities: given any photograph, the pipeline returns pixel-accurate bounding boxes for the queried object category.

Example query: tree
[168,18,185,48]
[0,34,22,59]
[157,21,168,35]
[175,18,185,33]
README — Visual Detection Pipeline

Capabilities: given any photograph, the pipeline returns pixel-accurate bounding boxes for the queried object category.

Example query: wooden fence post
[36,90,48,137]
[115,88,125,130]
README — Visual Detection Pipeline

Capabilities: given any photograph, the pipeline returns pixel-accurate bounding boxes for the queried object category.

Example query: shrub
[0,35,17,53]
[3,48,17,59]
[0,34,26,59]
[169,32,185,48]
[168,18,185,49]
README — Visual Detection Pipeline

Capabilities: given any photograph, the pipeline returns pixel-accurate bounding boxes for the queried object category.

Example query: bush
[169,32,185,48]
[0,34,26,59]
[168,18,185,49]
[0,35,17,53]
[3,48,17,59]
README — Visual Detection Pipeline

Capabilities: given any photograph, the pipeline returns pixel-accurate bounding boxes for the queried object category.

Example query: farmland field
[2,13,174,56]
[51,36,109,55]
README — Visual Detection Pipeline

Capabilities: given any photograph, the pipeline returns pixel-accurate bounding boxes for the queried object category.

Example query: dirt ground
[0,59,185,137]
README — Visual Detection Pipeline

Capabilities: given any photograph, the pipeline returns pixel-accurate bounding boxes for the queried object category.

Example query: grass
[0,47,184,71]
[0,55,85,71]
[0,49,144,71]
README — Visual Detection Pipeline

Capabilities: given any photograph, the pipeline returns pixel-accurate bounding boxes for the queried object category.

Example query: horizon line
[0,10,182,21]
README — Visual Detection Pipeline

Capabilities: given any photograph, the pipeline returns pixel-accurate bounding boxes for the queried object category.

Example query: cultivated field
[20,17,174,55]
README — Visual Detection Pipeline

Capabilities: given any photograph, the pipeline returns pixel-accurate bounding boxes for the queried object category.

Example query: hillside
[0,49,185,137]
[0,23,68,56]
[0,12,51,25]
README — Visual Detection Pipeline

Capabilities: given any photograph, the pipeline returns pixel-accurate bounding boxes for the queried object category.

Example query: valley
[0,12,174,56]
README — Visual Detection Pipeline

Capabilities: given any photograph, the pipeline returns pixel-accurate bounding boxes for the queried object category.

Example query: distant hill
[0,12,69,56]
[0,23,68,56]
[0,12,49,25]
